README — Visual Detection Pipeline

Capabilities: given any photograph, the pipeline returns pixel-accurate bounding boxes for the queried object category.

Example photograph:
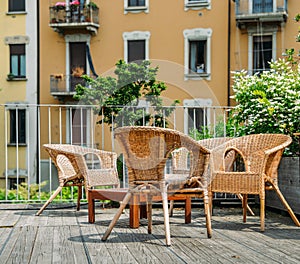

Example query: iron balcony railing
[235,0,287,28]
[49,4,99,34]
[0,103,235,203]
[50,74,86,96]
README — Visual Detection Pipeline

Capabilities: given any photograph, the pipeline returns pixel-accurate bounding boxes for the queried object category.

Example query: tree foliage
[74,60,179,128]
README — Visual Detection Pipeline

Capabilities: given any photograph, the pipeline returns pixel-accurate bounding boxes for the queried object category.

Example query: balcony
[50,74,86,98]
[235,0,287,29]
[49,4,99,35]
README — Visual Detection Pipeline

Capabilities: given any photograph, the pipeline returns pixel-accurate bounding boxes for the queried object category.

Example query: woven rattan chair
[36,144,123,216]
[210,134,300,231]
[170,137,255,216]
[101,126,212,246]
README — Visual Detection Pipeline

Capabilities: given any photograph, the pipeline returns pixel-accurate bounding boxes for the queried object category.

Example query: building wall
[0,1,38,188]
[229,0,299,100]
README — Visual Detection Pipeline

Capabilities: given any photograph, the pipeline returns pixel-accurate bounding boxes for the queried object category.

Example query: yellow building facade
[0,1,38,189]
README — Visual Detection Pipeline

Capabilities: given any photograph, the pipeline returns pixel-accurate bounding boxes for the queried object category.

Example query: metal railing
[49,4,99,24]
[235,0,287,15]
[50,74,86,95]
[0,103,233,203]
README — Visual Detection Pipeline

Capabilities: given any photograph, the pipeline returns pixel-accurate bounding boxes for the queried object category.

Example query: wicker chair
[210,134,300,231]
[101,126,212,246]
[170,137,255,216]
[36,144,124,217]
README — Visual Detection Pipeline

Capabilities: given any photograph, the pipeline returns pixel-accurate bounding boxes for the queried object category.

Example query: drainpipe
[36,0,40,183]
[227,0,232,107]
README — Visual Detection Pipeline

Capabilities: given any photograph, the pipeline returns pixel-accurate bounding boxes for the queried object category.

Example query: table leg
[130,195,140,228]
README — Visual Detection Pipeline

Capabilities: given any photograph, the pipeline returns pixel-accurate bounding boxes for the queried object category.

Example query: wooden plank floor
[0,203,299,263]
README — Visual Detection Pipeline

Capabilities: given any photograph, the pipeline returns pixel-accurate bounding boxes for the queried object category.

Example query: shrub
[228,58,300,156]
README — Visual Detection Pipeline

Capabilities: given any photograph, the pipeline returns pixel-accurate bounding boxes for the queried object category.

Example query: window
[9,178,25,190]
[128,40,145,62]
[71,108,87,145]
[10,44,26,78]
[123,31,150,63]
[253,35,272,74]
[183,28,212,80]
[128,0,145,7]
[183,99,212,135]
[8,0,25,12]
[184,0,211,11]
[124,0,149,14]
[65,34,91,92]
[10,109,26,144]
[189,40,206,74]
[253,0,273,13]
[70,42,87,91]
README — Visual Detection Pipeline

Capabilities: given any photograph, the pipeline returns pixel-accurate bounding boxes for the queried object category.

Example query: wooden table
[88,189,191,228]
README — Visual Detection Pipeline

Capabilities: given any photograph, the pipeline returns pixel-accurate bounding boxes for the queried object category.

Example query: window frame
[247,29,277,75]
[184,0,211,11]
[9,44,26,79]
[8,0,26,13]
[123,31,150,63]
[65,34,91,92]
[252,35,273,74]
[183,28,212,80]
[124,0,149,14]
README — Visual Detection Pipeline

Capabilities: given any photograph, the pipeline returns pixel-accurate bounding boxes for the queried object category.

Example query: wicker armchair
[170,137,255,216]
[36,144,123,217]
[101,126,212,246]
[210,134,300,231]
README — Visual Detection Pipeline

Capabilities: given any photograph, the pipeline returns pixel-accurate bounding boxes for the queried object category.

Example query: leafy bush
[0,181,82,201]
[228,58,300,156]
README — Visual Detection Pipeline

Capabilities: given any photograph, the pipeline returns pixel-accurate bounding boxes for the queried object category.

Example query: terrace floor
[0,202,299,263]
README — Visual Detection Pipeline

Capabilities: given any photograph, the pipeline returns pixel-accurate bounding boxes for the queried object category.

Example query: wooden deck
[0,203,299,263]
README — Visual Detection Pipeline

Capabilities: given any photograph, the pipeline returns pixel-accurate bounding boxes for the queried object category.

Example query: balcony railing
[50,74,86,96]
[235,0,287,28]
[0,104,233,202]
[49,4,99,35]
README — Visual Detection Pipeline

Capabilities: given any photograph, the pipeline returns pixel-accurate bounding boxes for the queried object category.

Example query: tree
[74,59,179,128]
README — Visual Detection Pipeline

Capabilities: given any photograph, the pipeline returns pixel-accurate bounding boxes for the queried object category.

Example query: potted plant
[7,73,15,80]
[87,1,98,10]
[72,66,84,77]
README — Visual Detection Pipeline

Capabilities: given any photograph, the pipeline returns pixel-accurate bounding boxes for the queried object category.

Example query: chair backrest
[211,134,292,176]
[114,126,211,186]
[43,144,120,188]
[171,137,233,173]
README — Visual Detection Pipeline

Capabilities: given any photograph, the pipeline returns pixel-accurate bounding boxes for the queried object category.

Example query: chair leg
[35,186,63,216]
[203,194,212,239]
[161,184,171,246]
[77,185,82,211]
[272,184,300,227]
[208,191,213,216]
[260,196,265,232]
[242,194,248,223]
[169,200,174,217]
[146,195,152,234]
[101,192,132,241]
[237,193,255,216]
